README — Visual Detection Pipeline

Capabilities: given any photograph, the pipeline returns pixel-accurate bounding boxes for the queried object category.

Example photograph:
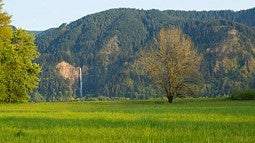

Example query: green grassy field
[0,98,254,143]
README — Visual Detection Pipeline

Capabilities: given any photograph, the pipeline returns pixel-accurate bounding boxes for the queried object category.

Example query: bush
[231,89,255,100]
[29,92,46,102]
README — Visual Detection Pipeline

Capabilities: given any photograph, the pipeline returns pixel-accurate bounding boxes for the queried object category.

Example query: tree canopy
[136,28,202,102]
[0,1,41,103]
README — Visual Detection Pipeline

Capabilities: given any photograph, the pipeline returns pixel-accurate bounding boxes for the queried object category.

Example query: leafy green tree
[0,0,12,101]
[0,1,41,102]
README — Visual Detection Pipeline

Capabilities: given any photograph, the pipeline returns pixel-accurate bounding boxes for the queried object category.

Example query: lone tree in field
[136,28,202,103]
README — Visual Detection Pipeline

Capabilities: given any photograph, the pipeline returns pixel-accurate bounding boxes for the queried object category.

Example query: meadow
[0,98,254,143]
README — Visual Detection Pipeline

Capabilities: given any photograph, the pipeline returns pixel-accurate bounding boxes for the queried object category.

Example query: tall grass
[0,99,254,143]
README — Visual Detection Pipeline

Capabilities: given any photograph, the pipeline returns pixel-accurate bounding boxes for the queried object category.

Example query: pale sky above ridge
[3,0,255,30]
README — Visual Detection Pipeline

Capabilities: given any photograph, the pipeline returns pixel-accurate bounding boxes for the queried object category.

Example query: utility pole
[79,67,82,98]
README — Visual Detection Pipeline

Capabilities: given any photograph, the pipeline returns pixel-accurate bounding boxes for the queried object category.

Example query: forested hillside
[34,8,255,101]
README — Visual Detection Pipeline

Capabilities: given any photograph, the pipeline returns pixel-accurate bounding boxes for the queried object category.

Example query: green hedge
[231,89,255,100]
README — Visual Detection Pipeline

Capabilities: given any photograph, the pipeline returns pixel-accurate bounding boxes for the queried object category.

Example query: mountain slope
[35,8,255,101]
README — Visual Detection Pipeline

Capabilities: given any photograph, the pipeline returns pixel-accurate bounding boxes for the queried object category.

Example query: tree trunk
[167,94,173,103]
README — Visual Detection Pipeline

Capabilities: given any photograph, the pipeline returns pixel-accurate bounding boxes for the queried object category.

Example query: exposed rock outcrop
[56,61,79,85]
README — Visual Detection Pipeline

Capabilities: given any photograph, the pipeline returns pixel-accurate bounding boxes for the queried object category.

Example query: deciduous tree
[0,1,41,102]
[136,28,202,103]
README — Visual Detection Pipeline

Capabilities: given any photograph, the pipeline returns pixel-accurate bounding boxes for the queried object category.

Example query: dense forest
[33,8,255,101]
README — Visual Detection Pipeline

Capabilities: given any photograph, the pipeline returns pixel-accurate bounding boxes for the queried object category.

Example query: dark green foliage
[231,89,255,100]
[29,91,46,102]
[35,8,255,101]
[236,8,255,27]
[27,31,42,36]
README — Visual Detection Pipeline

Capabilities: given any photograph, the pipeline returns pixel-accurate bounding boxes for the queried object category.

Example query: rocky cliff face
[56,61,80,85]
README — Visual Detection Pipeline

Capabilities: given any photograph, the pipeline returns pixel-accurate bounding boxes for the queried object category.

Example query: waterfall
[79,67,82,98]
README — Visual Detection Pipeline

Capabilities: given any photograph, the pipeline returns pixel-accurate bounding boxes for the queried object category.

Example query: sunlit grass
[0,99,254,143]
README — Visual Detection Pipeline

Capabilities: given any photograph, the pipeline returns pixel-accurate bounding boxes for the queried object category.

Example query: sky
[3,0,255,31]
